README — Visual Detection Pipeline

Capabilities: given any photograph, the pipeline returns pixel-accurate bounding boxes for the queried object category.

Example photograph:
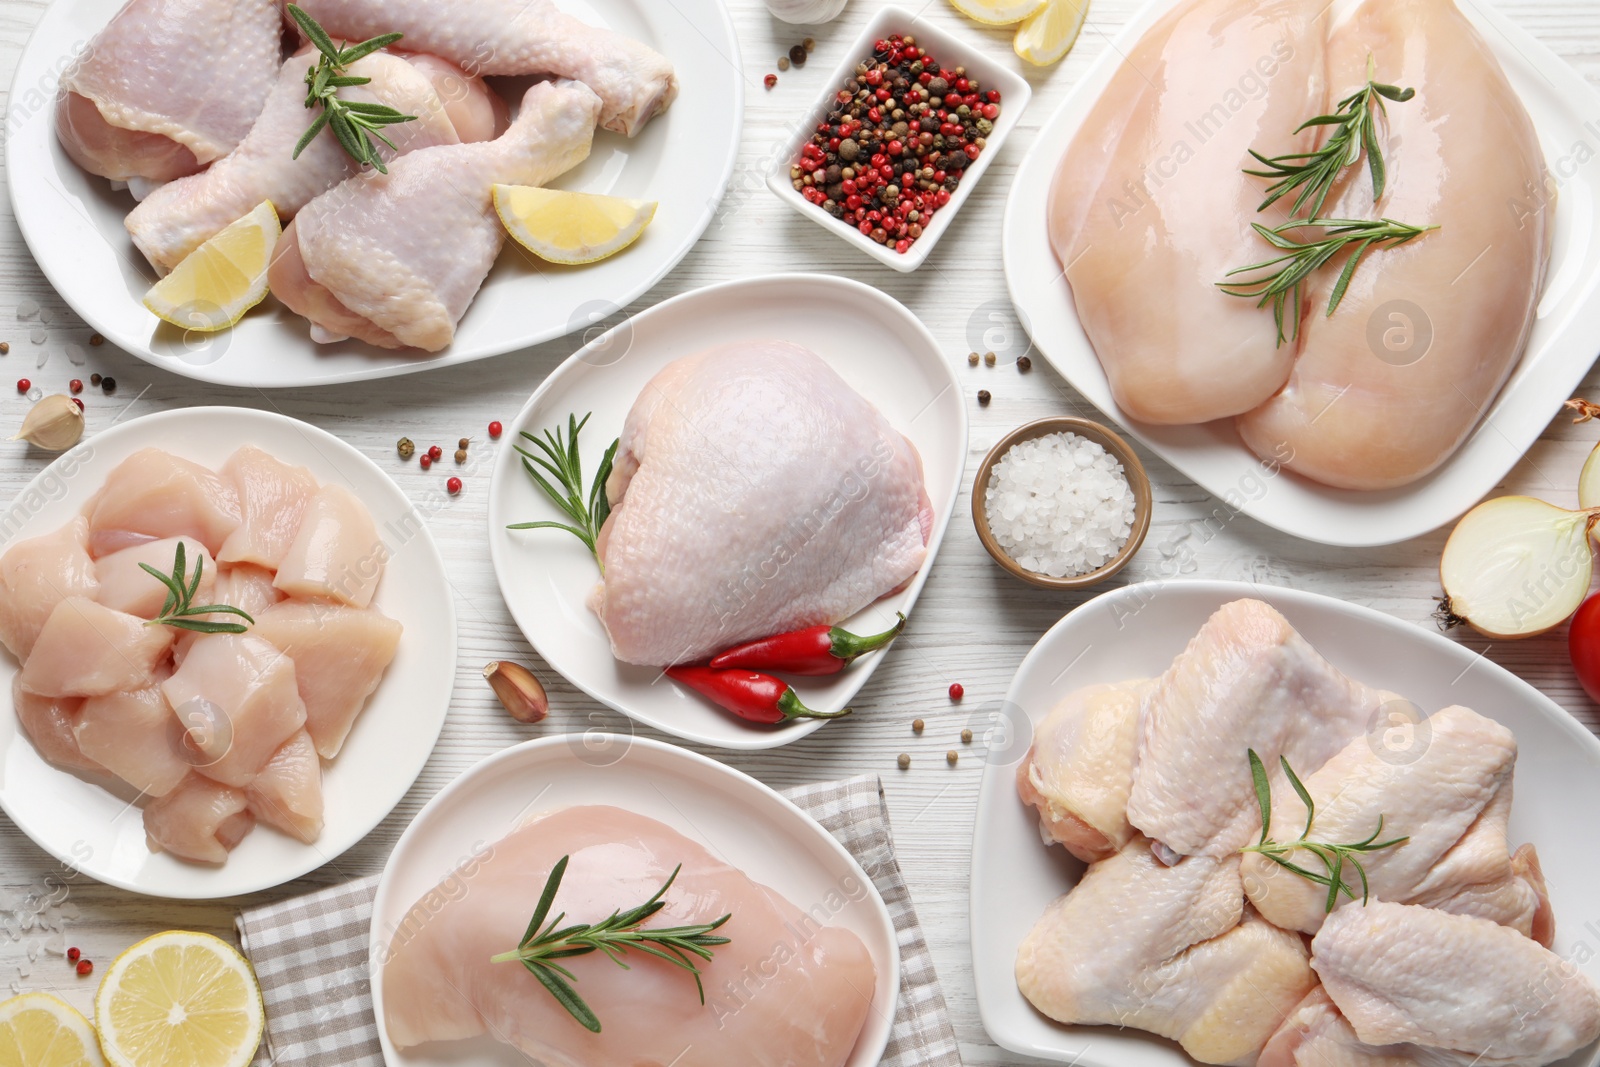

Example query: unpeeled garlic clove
[484,660,549,723]
[13,394,84,451]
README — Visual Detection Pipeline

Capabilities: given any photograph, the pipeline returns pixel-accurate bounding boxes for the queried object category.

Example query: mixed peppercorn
[790,34,1001,255]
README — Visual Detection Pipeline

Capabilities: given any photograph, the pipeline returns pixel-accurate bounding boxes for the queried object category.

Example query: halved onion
[1580,443,1600,511]
[1439,496,1596,638]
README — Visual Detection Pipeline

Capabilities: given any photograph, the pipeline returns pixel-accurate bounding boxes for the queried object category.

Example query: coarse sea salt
[985,431,1135,578]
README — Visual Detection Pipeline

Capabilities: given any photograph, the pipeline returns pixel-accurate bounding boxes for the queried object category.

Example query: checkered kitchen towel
[237,774,963,1067]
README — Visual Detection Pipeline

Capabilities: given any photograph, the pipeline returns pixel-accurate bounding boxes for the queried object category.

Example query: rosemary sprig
[138,542,254,634]
[489,856,732,1033]
[1247,56,1416,217]
[1239,749,1408,912]
[287,5,415,173]
[506,413,619,571]
[1219,217,1438,345]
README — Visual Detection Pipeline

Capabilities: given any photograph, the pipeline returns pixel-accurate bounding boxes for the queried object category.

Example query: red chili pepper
[708,613,906,676]
[666,666,852,725]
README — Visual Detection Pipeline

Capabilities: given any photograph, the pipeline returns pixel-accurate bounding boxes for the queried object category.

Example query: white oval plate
[4,0,742,387]
[1003,0,1600,547]
[0,407,456,899]
[970,579,1600,1067]
[486,273,967,751]
[368,735,899,1067]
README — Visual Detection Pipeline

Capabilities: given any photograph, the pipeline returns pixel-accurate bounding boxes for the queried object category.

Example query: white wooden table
[1,0,1597,1062]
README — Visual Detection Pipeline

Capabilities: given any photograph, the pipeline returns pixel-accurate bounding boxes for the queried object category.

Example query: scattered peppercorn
[397,437,415,459]
[454,448,467,463]
[427,444,443,461]
[778,56,790,71]
[71,397,84,411]
[912,718,925,733]
[101,377,116,393]
[0,342,10,354]
[978,389,991,406]
[983,350,996,366]
[69,378,82,393]
[489,420,503,438]
[76,959,93,976]
[962,727,974,744]
[67,947,79,962]
[946,750,959,765]
[447,476,462,495]
[90,334,103,346]
[897,753,911,770]
[803,36,815,52]
[16,379,29,394]
[949,682,964,700]
[967,351,979,366]
[1017,355,1032,373]
[765,73,777,89]
[420,454,432,470]
[788,43,807,67]
[90,373,101,385]
[458,437,470,450]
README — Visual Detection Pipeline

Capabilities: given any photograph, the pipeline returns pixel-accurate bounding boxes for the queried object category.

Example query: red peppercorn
[69,379,82,394]
[15,379,29,393]
[76,960,92,976]
[428,444,443,461]
[987,89,1001,103]
[419,454,432,471]
[949,682,964,701]
[764,73,777,89]
[982,103,999,120]
[67,947,80,961]
[894,239,910,253]
[488,420,503,438]
[447,476,462,495]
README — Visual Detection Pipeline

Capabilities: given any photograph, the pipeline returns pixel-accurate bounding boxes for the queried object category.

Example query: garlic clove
[1438,495,1595,638]
[484,660,549,722]
[12,394,84,451]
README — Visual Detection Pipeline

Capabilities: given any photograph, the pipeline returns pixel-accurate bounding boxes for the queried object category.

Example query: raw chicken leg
[1127,599,1385,857]
[288,0,676,135]
[1016,679,1150,862]
[268,80,600,350]
[1312,902,1600,1067]
[127,52,503,271]
[1047,0,1327,424]
[1016,840,1316,1065]
[590,342,931,666]
[1236,0,1552,489]
[379,805,876,1066]
[56,0,283,186]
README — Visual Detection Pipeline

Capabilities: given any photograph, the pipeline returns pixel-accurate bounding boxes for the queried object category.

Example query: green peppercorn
[397,437,415,459]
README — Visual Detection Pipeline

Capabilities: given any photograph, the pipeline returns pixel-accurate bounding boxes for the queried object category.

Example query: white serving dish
[1002,0,1600,546]
[0,407,456,899]
[5,0,742,387]
[369,735,899,1067]
[486,272,966,751]
[767,4,1030,272]
[970,579,1600,1067]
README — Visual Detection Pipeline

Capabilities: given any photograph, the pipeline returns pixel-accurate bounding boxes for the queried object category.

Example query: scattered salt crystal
[16,299,38,320]
[984,431,1136,578]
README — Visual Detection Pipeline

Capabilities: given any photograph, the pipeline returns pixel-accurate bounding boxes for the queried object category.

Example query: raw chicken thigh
[381,805,876,1067]
[590,342,931,666]
[269,80,601,350]
[56,0,283,186]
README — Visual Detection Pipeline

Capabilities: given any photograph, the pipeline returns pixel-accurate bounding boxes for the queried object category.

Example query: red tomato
[1568,592,1600,703]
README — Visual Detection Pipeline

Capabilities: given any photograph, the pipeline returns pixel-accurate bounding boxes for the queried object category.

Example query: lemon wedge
[1014,0,1091,65]
[494,185,657,265]
[0,992,107,1067]
[94,932,264,1067]
[948,0,1046,27]
[143,201,279,332]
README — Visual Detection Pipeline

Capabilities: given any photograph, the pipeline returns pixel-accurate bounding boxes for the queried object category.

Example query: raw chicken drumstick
[127,52,506,271]
[57,0,283,189]
[269,79,601,351]
[286,0,677,136]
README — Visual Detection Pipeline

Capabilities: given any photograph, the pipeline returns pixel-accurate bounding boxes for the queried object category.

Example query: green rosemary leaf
[287,4,340,62]
[1248,749,1272,847]
[1279,755,1316,840]
[525,961,600,1033]
[338,31,404,65]
[142,544,254,634]
[509,414,620,571]
[292,108,332,159]
[523,856,568,947]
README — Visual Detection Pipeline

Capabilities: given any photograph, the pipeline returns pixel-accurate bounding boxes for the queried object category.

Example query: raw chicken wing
[1405,788,1549,942]
[161,634,306,787]
[87,449,241,557]
[251,600,400,758]
[143,774,254,864]
[1260,988,1423,1067]
[75,684,191,798]
[245,729,323,843]
[13,678,100,775]
[0,516,99,659]
[20,598,173,697]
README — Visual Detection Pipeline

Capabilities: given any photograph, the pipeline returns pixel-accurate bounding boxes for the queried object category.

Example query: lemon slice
[1015,0,1091,65]
[0,992,107,1067]
[94,932,264,1067]
[948,0,1046,27]
[143,201,279,332]
[494,185,657,265]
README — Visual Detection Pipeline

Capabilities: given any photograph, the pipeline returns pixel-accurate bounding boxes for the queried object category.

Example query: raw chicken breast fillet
[0,516,99,659]
[13,678,99,776]
[380,805,876,1066]
[94,536,213,618]
[162,634,306,787]
[144,774,254,864]
[590,342,931,666]
[245,729,323,843]
[87,449,240,557]
[76,683,191,798]
[20,597,173,697]
[272,484,384,607]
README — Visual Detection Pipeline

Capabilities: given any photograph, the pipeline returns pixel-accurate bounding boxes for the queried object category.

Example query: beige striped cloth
[238,774,962,1066]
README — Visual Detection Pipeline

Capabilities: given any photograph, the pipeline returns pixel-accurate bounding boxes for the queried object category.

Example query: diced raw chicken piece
[1260,988,1426,1067]
[87,449,241,557]
[1046,0,1327,423]
[591,342,931,666]
[93,536,213,618]
[1127,599,1384,858]
[245,729,323,844]
[75,684,190,798]
[173,563,285,663]
[381,805,876,1065]
[143,775,255,864]
[251,601,401,758]
[216,446,320,570]
[1016,679,1150,862]
[161,635,306,788]
[1242,706,1516,933]
[0,516,99,659]
[1312,902,1600,1066]
[273,485,385,608]
[20,597,174,697]
[1016,840,1315,1065]
[12,677,99,775]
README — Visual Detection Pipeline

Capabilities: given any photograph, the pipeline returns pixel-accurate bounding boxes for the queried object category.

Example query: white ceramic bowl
[766,5,1031,272]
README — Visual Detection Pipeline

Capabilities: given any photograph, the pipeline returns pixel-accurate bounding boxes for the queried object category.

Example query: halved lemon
[94,932,264,1067]
[0,992,107,1067]
[1014,0,1091,65]
[494,185,657,265]
[948,0,1046,27]
[143,201,279,332]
